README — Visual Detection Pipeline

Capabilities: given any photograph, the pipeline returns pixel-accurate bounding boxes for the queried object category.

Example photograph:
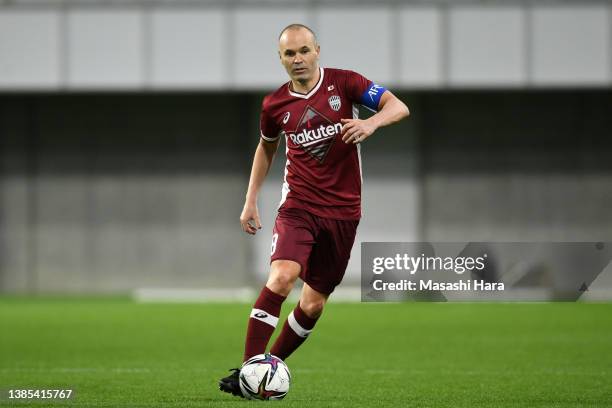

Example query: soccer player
[219,23,409,397]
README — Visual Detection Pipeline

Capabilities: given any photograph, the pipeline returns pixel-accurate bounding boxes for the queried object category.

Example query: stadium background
[0,1,611,406]
[1,0,611,297]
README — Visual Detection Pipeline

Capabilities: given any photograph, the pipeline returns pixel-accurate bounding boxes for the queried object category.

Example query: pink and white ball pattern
[239,353,291,400]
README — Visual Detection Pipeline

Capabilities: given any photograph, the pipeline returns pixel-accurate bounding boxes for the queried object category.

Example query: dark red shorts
[270,207,359,295]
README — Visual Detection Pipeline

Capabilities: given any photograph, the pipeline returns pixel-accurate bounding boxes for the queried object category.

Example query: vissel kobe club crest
[328,95,341,111]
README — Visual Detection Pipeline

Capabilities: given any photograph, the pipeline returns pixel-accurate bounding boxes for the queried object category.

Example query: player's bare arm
[240,138,280,235]
[341,91,409,144]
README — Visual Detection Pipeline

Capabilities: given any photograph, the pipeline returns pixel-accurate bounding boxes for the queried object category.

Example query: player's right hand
[240,203,262,235]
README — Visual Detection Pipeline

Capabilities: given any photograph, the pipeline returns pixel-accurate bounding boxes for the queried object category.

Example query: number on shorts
[270,233,279,256]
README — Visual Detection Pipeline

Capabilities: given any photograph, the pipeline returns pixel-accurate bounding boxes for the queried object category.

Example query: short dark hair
[278,23,318,44]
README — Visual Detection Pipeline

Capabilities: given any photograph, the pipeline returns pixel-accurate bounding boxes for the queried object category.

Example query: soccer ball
[239,353,291,400]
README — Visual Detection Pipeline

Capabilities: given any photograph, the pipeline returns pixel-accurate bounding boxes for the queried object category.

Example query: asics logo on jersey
[287,122,342,146]
[282,112,290,124]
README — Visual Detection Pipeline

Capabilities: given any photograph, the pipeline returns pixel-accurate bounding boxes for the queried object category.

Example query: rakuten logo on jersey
[287,122,342,145]
[291,105,339,163]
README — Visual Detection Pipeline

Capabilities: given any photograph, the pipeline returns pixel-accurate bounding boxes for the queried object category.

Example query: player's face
[278,29,320,84]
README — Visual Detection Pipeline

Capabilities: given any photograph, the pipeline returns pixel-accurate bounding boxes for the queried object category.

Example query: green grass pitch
[1,297,611,407]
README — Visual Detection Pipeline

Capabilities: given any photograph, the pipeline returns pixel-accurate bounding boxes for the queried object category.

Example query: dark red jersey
[260,67,386,220]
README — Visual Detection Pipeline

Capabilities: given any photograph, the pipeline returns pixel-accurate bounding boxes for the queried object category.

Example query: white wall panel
[151,9,226,88]
[532,6,610,85]
[0,3,610,90]
[67,10,144,88]
[233,8,311,88]
[449,6,525,86]
[316,7,393,84]
[399,7,442,87]
[0,10,61,88]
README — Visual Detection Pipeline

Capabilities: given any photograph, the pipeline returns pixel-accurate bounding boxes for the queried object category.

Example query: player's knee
[268,273,294,291]
[300,298,325,319]
[266,263,299,296]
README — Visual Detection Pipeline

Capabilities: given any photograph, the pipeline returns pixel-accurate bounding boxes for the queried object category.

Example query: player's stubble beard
[291,63,319,91]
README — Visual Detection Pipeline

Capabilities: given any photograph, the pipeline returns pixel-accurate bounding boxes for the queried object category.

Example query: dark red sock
[269,302,319,360]
[243,286,286,362]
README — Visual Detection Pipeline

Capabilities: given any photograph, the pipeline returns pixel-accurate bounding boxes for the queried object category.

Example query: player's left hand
[341,118,376,144]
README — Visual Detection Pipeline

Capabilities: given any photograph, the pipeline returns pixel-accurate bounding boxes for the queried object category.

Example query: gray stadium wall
[0,90,611,294]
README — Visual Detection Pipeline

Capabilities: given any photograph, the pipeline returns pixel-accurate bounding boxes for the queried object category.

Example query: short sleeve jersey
[260,67,385,220]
